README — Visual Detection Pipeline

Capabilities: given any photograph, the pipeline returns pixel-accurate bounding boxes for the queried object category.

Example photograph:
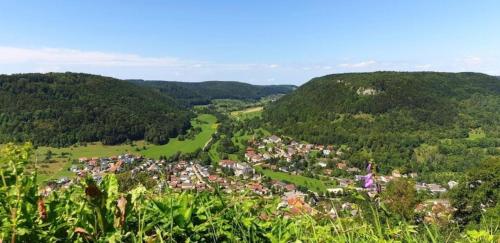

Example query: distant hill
[129,80,297,106]
[0,73,192,146]
[264,72,500,172]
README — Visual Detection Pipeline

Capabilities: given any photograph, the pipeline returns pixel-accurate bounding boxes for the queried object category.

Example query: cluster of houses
[219,160,254,177]
[39,134,458,221]
[245,135,348,175]
[76,154,144,181]
[166,161,210,191]
[245,135,345,164]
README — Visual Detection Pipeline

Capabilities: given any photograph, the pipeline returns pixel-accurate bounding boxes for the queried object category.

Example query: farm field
[254,166,328,193]
[230,106,263,120]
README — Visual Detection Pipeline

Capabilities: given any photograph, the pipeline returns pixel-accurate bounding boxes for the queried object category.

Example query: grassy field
[255,166,328,193]
[468,128,486,140]
[36,114,217,159]
[140,114,218,158]
[17,114,218,183]
[230,106,263,120]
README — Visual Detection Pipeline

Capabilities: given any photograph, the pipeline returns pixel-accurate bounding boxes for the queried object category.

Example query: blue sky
[0,0,499,84]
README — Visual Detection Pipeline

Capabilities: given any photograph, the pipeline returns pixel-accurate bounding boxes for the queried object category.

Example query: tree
[44,149,53,161]
[450,157,500,226]
[381,178,418,220]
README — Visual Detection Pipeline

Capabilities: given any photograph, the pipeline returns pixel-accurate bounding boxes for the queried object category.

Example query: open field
[255,166,328,193]
[140,114,218,158]
[8,114,218,183]
[34,114,217,160]
[468,128,486,140]
[230,106,263,120]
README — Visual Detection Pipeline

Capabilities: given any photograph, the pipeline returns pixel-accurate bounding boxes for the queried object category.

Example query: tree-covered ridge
[0,72,193,147]
[129,79,296,106]
[263,72,500,173]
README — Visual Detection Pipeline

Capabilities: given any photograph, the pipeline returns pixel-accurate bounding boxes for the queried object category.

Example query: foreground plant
[1,144,499,242]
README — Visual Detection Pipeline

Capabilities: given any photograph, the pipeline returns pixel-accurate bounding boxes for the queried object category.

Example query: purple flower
[363,173,373,188]
[364,178,374,188]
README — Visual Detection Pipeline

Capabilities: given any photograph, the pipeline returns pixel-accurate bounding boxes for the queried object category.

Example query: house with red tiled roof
[285,184,296,192]
[220,160,236,169]
[108,160,123,173]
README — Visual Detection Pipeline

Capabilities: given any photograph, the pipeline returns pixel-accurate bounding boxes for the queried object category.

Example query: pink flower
[363,173,373,188]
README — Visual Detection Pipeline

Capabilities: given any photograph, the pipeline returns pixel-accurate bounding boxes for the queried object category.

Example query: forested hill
[0,73,192,147]
[129,80,296,106]
[264,72,500,172]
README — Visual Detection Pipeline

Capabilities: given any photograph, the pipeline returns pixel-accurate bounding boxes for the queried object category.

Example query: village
[41,134,457,221]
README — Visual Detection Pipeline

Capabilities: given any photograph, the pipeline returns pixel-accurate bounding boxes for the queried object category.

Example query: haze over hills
[129,79,296,106]
[264,71,500,172]
[0,72,193,147]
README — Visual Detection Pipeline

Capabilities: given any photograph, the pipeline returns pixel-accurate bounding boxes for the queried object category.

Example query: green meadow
[14,113,218,182]
[230,106,263,120]
[141,113,218,158]
[255,166,328,193]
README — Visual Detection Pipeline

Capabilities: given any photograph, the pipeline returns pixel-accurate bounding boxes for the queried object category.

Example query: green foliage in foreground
[1,144,499,242]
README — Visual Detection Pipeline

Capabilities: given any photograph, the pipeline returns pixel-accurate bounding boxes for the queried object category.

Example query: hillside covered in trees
[129,79,296,106]
[0,73,192,147]
[264,72,500,173]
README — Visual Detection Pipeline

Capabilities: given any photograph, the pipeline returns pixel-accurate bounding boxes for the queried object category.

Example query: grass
[140,114,218,158]
[208,128,271,163]
[230,106,263,120]
[468,127,486,140]
[208,139,222,162]
[17,114,218,183]
[255,166,328,193]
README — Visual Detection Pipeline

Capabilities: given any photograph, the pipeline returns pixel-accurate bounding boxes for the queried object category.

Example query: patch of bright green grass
[255,166,327,193]
[140,113,218,159]
[468,128,486,140]
[230,106,263,120]
[23,114,218,182]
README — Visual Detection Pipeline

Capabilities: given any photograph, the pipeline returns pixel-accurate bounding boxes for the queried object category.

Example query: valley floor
[27,113,217,183]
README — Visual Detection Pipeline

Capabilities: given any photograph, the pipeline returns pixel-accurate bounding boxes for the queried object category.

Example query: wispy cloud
[0,46,185,67]
[1,46,498,84]
[0,46,302,83]
[414,64,432,69]
[461,56,482,65]
[338,60,376,68]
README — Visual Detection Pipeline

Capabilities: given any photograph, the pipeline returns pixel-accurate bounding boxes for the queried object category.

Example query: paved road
[193,164,213,189]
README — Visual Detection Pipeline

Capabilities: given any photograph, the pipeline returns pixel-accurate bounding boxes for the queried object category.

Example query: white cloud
[1,46,497,84]
[338,60,376,68]
[461,56,483,66]
[0,46,289,82]
[414,64,432,69]
[0,46,184,67]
